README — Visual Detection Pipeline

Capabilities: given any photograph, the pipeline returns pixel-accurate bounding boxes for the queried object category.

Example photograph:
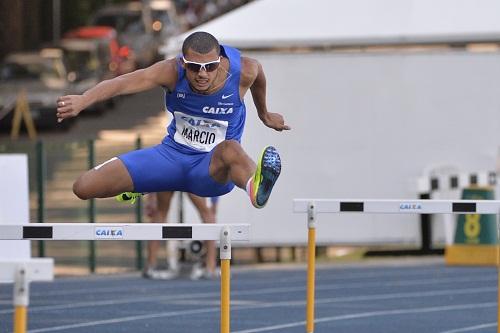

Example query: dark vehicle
[0,49,75,131]
[91,0,181,67]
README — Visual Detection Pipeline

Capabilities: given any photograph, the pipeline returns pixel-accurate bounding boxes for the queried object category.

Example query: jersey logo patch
[203,106,233,114]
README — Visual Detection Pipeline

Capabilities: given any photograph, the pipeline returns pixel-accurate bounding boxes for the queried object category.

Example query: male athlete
[56,31,290,207]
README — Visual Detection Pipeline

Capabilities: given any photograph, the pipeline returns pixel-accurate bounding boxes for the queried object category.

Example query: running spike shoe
[250,146,281,208]
[115,192,143,204]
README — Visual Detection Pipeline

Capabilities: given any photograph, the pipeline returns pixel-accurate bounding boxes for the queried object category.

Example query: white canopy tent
[161,0,500,247]
[161,0,500,55]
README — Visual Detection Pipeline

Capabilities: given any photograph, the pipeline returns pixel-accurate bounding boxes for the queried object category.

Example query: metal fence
[1,137,146,273]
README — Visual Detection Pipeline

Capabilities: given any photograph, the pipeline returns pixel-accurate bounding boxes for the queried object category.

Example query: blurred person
[57,31,289,214]
[188,195,220,280]
[209,196,219,217]
[143,192,218,280]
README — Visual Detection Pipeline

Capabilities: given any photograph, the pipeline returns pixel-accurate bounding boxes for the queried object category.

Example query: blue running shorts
[118,143,235,197]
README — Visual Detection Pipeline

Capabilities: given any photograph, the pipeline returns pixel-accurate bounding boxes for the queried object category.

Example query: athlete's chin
[194,84,210,92]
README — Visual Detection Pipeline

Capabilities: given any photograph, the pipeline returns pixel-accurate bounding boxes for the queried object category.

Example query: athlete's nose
[197,69,209,78]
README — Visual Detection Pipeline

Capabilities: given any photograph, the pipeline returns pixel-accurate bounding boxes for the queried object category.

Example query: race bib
[173,111,228,152]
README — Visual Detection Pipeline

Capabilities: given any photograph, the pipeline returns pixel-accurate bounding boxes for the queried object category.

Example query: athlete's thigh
[155,191,175,221]
[74,157,134,198]
[187,193,207,210]
[187,193,215,224]
[119,145,186,193]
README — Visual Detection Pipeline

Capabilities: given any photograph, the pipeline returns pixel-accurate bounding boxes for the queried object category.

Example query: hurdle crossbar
[0,223,249,333]
[0,223,249,241]
[294,199,500,214]
[293,199,500,333]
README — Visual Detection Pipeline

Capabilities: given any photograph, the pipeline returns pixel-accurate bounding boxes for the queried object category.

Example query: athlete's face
[182,48,220,93]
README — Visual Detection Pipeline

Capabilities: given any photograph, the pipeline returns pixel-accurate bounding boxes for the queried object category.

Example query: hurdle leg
[306,203,316,333]
[220,226,231,333]
[13,265,29,333]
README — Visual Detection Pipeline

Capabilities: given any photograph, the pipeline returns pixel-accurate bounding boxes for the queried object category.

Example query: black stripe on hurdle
[488,172,497,185]
[452,202,476,213]
[340,202,364,212]
[450,175,459,189]
[430,178,439,191]
[23,226,53,239]
[162,226,192,239]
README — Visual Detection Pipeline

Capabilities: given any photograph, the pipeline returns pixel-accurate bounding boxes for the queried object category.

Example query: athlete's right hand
[56,95,86,123]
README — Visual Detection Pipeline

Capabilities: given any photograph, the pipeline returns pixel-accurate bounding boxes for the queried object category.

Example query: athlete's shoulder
[239,56,261,88]
[144,58,178,89]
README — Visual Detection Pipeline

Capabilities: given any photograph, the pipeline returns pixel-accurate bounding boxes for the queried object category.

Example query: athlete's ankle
[245,177,253,196]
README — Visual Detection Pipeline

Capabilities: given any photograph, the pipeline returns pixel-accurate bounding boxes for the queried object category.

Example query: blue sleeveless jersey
[162,45,246,154]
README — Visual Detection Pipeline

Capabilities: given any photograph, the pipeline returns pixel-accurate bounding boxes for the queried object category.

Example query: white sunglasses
[182,56,221,72]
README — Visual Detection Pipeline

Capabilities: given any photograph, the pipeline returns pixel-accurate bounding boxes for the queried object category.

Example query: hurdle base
[445,245,498,266]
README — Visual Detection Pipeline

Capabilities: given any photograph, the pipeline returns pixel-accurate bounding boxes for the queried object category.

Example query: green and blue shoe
[250,146,281,208]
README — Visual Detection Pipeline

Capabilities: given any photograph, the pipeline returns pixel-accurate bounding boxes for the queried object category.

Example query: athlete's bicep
[239,57,261,96]
[117,60,177,94]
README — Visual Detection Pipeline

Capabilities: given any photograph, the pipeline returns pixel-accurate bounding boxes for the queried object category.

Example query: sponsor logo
[181,115,222,129]
[221,93,233,99]
[399,203,422,211]
[177,92,186,99]
[218,101,234,106]
[202,106,233,114]
[95,227,124,239]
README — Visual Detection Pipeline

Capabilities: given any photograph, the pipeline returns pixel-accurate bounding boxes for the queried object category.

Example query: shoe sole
[252,146,281,208]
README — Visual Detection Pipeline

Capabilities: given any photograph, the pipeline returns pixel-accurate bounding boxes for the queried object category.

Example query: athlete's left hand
[261,112,291,131]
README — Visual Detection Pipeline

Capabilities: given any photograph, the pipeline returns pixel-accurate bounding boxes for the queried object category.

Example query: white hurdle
[293,199,500,333]
[0,223,250,333]
[0,258,54,333]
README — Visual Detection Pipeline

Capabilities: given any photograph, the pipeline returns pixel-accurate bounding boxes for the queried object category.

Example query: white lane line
[27,307,220,332]
[254,286,496,308]
[438,323,497,333]
[232,302,497,333]
[0,290,218,314]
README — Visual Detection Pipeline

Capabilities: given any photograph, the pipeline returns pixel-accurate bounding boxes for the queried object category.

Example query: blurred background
[1,0,500,276]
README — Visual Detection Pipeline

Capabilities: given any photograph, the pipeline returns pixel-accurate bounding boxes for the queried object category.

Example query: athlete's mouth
[196,79,209,86]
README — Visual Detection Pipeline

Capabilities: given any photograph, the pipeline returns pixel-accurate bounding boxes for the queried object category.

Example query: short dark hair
[182,31,220,56]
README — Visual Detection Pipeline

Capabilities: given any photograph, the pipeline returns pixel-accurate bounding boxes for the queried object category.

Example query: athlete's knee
[221,139,242,151]
[201,211,215,224]
[73,174,98,200]
[219,140,245,160]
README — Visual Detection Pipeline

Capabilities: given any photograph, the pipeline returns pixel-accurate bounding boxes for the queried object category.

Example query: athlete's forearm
[81,78,122,109]
[82,68,160,109]
[248,62,290,131]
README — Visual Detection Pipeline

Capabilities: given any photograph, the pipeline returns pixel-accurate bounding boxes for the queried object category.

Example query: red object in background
[118,46,130,58]
[64,26,116,39]
[63,26,136,76]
